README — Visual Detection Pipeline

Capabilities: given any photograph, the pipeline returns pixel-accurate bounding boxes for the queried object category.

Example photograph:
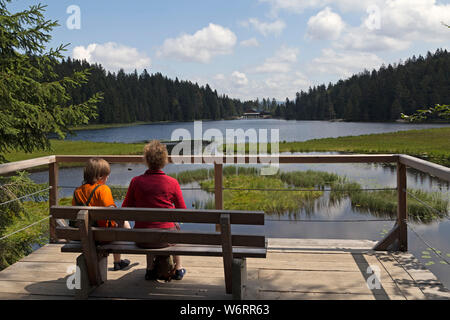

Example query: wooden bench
[51,206,267,300]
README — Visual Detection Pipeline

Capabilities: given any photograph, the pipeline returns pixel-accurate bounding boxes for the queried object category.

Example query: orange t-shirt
[72,183,117,227]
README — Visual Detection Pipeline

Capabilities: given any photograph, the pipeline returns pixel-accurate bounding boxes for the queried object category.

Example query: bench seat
[61,241,267,258]
[51,206,266,300]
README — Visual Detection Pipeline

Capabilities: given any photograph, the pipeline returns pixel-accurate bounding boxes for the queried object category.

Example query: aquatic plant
[279,170,342,189]
[168,166,260,185]
[169,166,449,222]
[348,189,449,224]
[199,175,323,216]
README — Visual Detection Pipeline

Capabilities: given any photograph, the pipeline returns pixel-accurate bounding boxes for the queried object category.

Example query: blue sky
[7,0,450,100]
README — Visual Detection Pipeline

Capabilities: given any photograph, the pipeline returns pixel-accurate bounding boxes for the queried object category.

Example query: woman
[122,140,187,281]
[73,157,131,271]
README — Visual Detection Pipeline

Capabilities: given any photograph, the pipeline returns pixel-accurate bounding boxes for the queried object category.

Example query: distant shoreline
[69,118,450,132]
[68,118,241,132]
[3,127,450,167]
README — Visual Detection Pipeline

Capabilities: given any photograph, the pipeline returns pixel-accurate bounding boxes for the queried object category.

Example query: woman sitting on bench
[122,140,187,281]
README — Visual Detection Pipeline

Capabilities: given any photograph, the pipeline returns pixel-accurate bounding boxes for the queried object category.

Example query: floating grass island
[165,167,449,224]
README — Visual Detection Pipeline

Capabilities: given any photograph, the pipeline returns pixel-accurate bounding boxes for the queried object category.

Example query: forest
[275,49,449,122]
[55,58,255,124]
[56,48,449,124]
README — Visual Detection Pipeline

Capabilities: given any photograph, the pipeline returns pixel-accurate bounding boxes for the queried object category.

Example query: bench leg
[232,258,247,300]
[98,253,108,283]
[74,254,94,299]
[74,253,107,300]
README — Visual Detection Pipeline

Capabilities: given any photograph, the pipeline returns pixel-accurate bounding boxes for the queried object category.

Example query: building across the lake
[242,109,272,119]
[243,109,261,118]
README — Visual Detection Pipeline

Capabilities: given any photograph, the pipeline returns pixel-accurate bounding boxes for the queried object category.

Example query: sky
[7,0,450,101]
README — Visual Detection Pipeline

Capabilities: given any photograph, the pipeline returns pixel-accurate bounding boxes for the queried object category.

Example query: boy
[73,157,131,271]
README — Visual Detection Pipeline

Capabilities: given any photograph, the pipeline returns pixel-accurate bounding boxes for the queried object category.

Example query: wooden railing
[1,154,449,252]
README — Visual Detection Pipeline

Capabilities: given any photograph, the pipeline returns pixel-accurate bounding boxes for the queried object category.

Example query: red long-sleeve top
[122,169,186,229]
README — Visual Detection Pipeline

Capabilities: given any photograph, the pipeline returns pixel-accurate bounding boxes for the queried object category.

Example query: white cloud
[252,46,299,74]
[373,0,450,42]
[197,46,307,100]
[260,0,325,14]
[334,0,450,52]
[213,73,226,81]
[240,38,260,47]
[72,42,151,72]
[260,0,386,15]
[306,7,345,40]
[231,71,249,86]
[262,72,310,97]
[335,28,411,52]
[265,0,450,52]
[208,70,310,100]
[242,18,286,36]
[211,71,249,88]
[157,23,237,63]
[309,49,384,78]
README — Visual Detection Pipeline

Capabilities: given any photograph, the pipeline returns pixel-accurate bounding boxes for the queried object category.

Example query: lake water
[62,119,450,143]
[37,119,450,289]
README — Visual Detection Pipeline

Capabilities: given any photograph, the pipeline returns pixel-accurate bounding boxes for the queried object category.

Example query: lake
[37,119,450,289]
[62,119,450,143]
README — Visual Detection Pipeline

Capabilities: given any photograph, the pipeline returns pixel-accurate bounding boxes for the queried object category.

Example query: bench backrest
[51,206,266,248]
[51,205,266,294]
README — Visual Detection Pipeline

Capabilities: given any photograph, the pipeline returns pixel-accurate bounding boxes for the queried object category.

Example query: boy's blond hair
[143,140,168,170]
[83,158,111,185]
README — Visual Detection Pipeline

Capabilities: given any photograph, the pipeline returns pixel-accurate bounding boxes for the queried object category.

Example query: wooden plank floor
[0,238,448,300]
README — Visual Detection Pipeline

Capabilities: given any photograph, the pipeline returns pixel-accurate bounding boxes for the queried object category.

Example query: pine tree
[344,100,354,121]
[0,0,102,159]
[281,49,449,122]
[390,99,403,120]
[325,96,336,120]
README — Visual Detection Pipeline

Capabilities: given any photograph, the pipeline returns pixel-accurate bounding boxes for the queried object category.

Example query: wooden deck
[0,238,448,300]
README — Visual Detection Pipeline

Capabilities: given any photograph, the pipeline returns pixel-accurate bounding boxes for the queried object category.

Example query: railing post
[397,161,407,251]
[49,161,59,243]
[215,162,223,232]
[220,213,233,294]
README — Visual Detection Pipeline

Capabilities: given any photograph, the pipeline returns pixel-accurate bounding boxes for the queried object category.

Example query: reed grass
[279,170,343,188]
[174,166,448,222]
[349,189,449,224]
[199,175,323,215]
[279,127,450,166]
[167,166,260,185]
[1,140,145,164]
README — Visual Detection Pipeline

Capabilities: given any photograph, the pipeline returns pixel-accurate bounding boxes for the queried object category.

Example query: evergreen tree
[0,0,102,159]
[325,96,336,120]
[54,61,261,124]
[277,49,449,122]
[390,99,403,120]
